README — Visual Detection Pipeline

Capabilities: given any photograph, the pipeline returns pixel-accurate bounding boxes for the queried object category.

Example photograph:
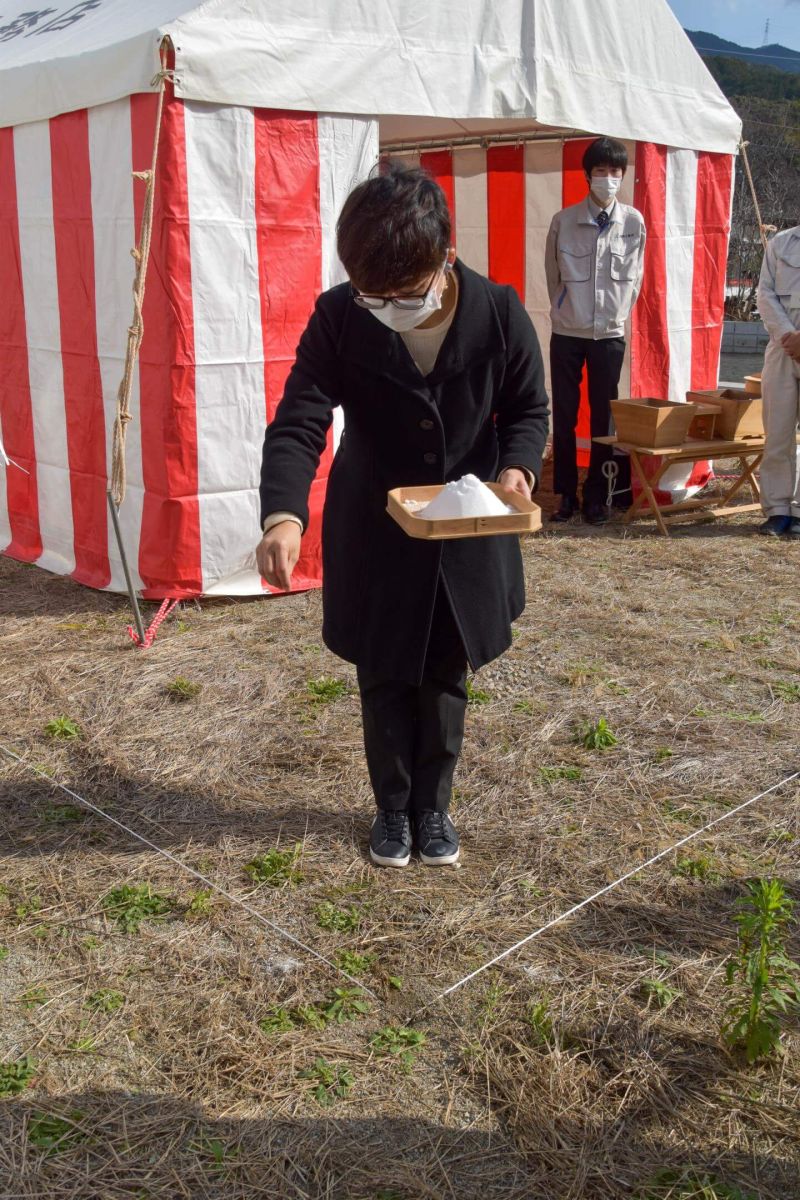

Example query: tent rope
[127,597,180,649]
[109,55,171,508]
[738,138,777,253]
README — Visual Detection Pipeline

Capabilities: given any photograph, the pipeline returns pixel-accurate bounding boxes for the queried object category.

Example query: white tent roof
[0,0,741,153]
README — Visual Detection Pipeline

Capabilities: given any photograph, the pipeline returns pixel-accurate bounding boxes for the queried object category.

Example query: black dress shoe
[582,502,609,526]
[414,811,460,866]
[549,495,578,523]
[369,809,412,868]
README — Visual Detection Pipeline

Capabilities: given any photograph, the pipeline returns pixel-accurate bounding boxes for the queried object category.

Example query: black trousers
[550,332,630,507]
[357,581,468,814]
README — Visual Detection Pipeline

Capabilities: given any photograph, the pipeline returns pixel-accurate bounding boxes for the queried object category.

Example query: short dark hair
[582,137,628,176]
[337,159,451,294]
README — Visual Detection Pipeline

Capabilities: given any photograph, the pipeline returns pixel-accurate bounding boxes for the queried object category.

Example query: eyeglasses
[351,270,438,311]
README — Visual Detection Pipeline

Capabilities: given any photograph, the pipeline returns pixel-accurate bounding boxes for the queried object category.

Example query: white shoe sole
[369,848,411,868]
[419,847,460,866]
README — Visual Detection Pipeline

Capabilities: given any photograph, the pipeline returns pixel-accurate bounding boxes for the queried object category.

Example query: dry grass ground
[1,492,799,1199]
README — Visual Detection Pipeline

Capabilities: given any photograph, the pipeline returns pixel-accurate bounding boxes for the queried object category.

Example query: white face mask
[590,175,622,203]
[367,263,447,333]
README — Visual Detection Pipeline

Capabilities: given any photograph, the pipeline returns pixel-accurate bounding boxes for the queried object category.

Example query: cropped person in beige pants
[756,225,800,537]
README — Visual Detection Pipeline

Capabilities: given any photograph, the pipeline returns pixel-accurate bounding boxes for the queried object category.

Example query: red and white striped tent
[386,137,738,504]
[0,0,742,598]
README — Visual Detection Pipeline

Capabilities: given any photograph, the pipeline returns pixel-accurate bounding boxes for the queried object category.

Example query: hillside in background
[685,29,800,74]
[685,31,799,315]
[704,53,800,100]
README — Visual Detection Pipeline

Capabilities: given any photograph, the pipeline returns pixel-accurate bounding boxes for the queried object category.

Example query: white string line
[431,770,800,1005]
[4,746,796,1013]
[0,745,378,1000]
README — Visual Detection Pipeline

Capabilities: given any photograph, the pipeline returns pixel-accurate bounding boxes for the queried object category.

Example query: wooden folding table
[593,435,766,537]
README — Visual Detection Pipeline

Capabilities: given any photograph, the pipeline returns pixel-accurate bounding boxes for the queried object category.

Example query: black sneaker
[759,515,792,537]
[369,809,412,868]
[414,810,460,866]
[788,518,800,538]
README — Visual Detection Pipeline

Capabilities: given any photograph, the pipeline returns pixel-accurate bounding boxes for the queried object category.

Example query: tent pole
[107,491,146,645]
[382,128,589,155]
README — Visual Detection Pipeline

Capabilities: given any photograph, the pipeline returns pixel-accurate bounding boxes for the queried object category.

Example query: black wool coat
[259,260,550,685]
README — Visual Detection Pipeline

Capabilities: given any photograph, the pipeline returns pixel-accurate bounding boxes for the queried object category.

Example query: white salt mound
[419,474,514,519]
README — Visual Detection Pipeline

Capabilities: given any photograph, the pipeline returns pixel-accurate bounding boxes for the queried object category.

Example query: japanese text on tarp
[0,2,102,42]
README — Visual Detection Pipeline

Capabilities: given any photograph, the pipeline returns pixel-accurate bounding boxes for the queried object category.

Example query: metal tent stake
[107,491,146,646]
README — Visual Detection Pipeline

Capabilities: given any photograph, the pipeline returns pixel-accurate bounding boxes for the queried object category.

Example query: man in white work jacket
[756,225,800,537]
[545,137,646,524]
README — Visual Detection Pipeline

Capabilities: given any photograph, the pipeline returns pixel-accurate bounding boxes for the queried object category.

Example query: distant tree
[706,55,800,101]
[702,54,800,319]
[726,96,800,318]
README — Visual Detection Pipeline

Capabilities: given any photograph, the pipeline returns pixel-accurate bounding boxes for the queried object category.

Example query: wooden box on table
[686,402,722,440]
[686,387,764,440]
[610,398,697,449]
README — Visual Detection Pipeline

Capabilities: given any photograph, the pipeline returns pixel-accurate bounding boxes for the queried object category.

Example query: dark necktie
[596,209,610,230]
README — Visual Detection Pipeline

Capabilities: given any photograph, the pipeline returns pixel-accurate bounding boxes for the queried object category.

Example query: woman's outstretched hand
[498,467,533,502]
[256,522,302,591]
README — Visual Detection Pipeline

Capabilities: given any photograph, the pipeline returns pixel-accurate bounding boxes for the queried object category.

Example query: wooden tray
[387,483,542,540]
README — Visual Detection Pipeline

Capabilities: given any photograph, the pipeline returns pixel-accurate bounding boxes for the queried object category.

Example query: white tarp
[0,1,196,127]
[0,0,741,153]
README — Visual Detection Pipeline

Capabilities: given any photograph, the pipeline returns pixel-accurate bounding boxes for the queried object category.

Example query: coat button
[419,418,434,430]
[423,452,437,464]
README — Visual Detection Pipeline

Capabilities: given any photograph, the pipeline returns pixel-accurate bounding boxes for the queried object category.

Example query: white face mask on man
[590,175,622,204]
[366,262,448,333]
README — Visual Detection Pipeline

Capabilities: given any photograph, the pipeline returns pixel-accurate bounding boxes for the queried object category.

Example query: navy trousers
[550,332,631,507]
